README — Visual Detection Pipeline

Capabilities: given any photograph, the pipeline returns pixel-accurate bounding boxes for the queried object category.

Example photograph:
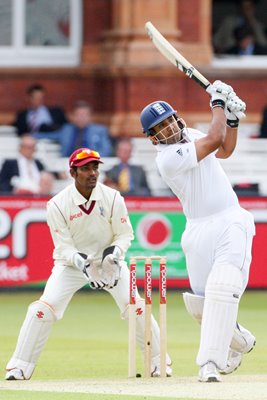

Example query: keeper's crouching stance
[5,148,172,380]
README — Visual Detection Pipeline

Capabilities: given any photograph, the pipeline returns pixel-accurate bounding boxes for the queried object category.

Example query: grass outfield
[0,290,266,400]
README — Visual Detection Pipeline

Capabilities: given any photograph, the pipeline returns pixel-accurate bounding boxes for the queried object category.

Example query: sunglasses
[75,149,100,160]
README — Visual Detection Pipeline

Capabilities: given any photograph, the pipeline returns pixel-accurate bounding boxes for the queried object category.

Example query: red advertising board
[0,196,266,288]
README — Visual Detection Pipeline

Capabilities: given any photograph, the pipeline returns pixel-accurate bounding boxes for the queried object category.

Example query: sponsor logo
[121,217,127,223]
[160,265,167,303]
[136,214,171,250]
[0,262,28,282]
[145,264,152,304]
[176,148,183,156]
[130,268,136,303]
[136,307,143,316]
[186,66,195,78]
[70,211,82,221]
[36,311,44,319]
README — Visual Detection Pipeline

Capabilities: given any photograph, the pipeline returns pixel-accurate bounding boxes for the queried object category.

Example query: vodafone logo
[137,214,171,249]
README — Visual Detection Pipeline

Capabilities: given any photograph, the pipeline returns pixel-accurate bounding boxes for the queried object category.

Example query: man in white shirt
[140,81,256,382]
[5,147,172,380]
[0,135,44,194]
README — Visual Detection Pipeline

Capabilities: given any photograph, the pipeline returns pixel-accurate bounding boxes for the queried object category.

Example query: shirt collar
[71,182,102,205]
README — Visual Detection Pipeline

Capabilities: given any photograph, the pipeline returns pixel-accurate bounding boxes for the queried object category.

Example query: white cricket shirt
[47,182,134,266]
[156,128,239,219]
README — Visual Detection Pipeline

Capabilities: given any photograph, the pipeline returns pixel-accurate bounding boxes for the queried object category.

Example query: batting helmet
[140,101,177,136]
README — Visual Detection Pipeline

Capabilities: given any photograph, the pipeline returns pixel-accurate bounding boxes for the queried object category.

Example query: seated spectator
[213,0,267,55]
[259,106,267,138]
[104,138,151,197]
[38,171,55,196]
[59,101,114,157]
[0,136,45,194]
[13,83,67,139]
[225,25,267,55]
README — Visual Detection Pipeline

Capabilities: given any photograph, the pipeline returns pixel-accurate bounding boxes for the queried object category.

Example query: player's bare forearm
[216,126,238,159]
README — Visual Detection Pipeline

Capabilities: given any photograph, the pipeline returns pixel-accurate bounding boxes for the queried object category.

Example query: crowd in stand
[0,83,151,197]
[0,76,267,197]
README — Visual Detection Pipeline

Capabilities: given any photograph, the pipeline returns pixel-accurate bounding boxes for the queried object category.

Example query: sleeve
[0,161,13,192]
[46,200,79,265]
[109,192,134,256]
[159,142,198,180]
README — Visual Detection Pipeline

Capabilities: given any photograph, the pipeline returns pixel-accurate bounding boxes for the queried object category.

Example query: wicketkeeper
[5,148,172,380]
[140,81,256,382]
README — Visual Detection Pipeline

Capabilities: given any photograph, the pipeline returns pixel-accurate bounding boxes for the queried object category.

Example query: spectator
[0,136,45,194]
[105,138,151,197]
[13,83,67,139]
[59,101,114,157]
[259,106,267,138]
[38,171,55,195]
[225,25,267,55]
[213,0,267,54]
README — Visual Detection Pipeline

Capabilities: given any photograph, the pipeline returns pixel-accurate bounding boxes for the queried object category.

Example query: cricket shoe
[151,364,172,377]
[198,362,221,383]
[5,368,25,380]
[151,354,172,377]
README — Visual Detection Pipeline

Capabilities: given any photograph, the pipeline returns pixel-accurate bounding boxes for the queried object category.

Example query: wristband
[211,99,225,109]
[226,119,239,128]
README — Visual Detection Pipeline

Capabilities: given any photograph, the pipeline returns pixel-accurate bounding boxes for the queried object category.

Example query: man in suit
[105,138,151,197]
[0,136,45,194]
[225,25,267,55]
[13,83,67,139]
[59,101,114,157]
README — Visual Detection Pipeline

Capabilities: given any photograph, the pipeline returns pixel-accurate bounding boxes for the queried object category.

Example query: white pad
[6,300,56,379]
[183,292,204,324]
[196,265,243,370]
[122,298,171,368]
[231,324,256,354]
[183,291,255,355]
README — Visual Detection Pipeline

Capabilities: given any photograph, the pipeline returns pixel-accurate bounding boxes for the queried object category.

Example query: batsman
[140,81,256,382]
[5,148,172,380]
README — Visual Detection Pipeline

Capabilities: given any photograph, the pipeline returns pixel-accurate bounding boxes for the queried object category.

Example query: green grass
[0,392,199,400]
[0,289,266,400]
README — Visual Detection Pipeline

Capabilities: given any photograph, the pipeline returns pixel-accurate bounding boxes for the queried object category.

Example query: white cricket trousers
[6,262,166,378]
[181,205,255,296]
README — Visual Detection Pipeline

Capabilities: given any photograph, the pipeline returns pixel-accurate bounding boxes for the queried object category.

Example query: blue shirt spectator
[59,101,114,157]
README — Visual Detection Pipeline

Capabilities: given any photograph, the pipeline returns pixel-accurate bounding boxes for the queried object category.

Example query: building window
[0,0,82,67]
[212,0,267,69]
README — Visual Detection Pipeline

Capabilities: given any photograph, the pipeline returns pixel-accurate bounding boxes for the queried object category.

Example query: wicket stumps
[128,256,167,378]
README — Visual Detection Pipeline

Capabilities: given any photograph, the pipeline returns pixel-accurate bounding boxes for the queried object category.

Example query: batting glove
[206,80,234,110]
[101,245,122,289]
[225,93,246,128]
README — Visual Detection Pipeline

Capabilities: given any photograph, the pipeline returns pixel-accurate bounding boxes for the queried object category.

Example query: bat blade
[145,21,210,90]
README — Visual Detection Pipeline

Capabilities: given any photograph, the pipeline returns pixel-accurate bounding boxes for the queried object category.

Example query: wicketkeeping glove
[206,80,234,110]
[101,245,122,289]
[72,252,107,289]
[225,93,246,128]
[88,263,108,290]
